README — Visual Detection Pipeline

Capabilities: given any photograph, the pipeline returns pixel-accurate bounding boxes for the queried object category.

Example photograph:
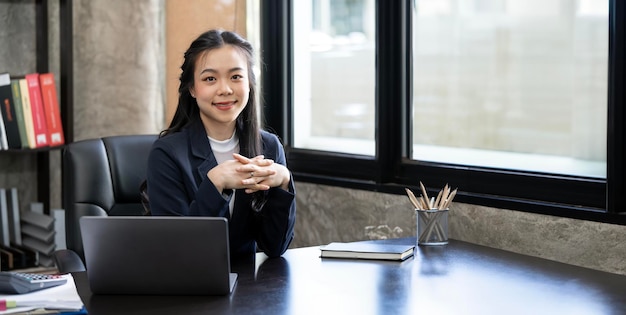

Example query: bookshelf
[0,0,73,214]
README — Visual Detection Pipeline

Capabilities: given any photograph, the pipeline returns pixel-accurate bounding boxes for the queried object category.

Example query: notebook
[79,216,237,295]
[320,242,415,261]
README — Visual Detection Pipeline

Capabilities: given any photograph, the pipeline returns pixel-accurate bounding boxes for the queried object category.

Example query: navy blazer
[146,121,296,259]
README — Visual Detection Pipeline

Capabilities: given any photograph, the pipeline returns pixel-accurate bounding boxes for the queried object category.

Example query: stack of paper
[0,274,85,314]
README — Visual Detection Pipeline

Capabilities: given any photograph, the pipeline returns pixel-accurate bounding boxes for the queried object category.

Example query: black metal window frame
[261,0,626,225]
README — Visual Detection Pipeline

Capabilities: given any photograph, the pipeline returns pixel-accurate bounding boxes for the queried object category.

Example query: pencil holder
[416,209,449,246]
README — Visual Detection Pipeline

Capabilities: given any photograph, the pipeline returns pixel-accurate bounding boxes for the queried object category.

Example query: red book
[24,73,48,147]
[39,73,65,146]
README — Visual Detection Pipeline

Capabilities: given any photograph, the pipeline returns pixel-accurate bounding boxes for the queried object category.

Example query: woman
[146,29,296,260]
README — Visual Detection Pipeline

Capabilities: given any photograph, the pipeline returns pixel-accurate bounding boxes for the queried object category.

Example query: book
[18,78,36,148]
[22,236,56,257]
[320,242,415,261]
[0,188,10,247]
[20,209,54,230]
[30,202,44,215]
[38,252,55,267]
[10,243,38,269]
[52,208,67,250]
[21,223,56,243]
[10,79,29,148]
[0,247,13,270]
[39,73,65,146]
[0,76,7,150]
[3,243,38,270]
[0,107,7,149]
[24,73,49,148]
[0,73,22,148]
[6,188,22,246]
[0,244,30,270]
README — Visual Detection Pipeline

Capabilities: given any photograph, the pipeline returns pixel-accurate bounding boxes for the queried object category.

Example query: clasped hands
[208,153,291,194]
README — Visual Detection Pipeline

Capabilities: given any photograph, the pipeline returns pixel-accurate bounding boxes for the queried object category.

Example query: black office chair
[53,134,157,273]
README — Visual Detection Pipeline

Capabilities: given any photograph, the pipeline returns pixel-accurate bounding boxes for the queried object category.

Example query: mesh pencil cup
[416,209,449,246]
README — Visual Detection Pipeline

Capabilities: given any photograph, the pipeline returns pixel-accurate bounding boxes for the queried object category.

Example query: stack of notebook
[20,204,56,267]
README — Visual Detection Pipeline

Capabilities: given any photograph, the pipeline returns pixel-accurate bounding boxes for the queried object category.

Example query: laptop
[79,216,237,295]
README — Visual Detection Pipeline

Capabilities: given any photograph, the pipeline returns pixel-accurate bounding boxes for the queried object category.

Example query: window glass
[293,0,376,155]
[412,0,608,178]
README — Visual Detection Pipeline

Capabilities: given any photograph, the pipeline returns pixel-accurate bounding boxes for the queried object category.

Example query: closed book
[0,107,7,150]
[0,73,22,148]
[20,210,54,230]
[38,252,55,267]
[6,187,22,246]
[0,77,8,150]
[0,248,13,270]
[0,188,9,247]
[39,73,65,146]
[52,208,67,250]
[10,79,29,148]
[18,78,36,148]
[30,202,44,214]
[24,73,49,147]
[21,223,56,243]
[10,243,38,268]
[0,244,29,270]
[320,242,415,261]
[22,235,56,256]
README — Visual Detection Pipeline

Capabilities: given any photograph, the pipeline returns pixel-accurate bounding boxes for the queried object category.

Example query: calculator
[0,272,67,294]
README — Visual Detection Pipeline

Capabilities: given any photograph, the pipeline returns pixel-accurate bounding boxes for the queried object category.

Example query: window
[260,0,626,225]
[411,0,607,178]
[293,0,376,155]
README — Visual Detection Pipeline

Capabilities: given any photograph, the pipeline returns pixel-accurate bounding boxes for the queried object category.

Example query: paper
[0,274,84,314]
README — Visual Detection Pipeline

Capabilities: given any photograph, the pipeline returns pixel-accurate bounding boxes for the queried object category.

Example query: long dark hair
[164,29,261,157]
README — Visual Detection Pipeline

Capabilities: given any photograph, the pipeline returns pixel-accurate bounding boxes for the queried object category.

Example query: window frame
[260,0,626,225]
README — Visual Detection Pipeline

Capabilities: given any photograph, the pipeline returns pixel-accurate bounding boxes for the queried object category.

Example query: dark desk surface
[73,238,626,315]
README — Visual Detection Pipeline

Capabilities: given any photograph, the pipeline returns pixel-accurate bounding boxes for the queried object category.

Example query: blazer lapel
[187,121,218,184]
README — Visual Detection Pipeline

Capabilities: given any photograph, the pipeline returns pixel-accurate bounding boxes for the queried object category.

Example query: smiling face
[190,44,250,140]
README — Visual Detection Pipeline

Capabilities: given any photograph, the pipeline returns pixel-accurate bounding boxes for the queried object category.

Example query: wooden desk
[73,238,626,315]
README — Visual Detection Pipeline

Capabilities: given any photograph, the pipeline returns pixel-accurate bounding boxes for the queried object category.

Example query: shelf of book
[0,0,74,217]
